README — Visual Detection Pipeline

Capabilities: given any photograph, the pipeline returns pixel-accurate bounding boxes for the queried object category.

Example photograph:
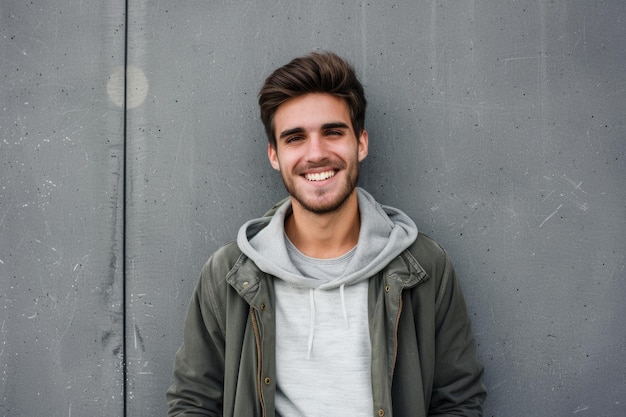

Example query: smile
[304,170,335,182]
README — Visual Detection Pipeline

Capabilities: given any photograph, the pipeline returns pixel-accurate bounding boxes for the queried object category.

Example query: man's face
[268,93,368,215]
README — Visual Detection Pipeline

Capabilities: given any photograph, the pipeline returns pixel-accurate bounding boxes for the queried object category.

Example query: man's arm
[430,254,486,416]
[166,258,226,416]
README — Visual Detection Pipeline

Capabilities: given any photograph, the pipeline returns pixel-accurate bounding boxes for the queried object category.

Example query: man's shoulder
[404,232,450,275]
[200,241,244,278]
[410,232,447,258]
[214,240,243,259]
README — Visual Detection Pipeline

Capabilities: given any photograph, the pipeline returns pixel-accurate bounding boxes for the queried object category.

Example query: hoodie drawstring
[306,285,350,360]
[307,288,315,360]
[340,284,349,330]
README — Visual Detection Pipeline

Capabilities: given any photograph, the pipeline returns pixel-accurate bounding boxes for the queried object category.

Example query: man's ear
[358,129,369,162]
[268,143,280,171]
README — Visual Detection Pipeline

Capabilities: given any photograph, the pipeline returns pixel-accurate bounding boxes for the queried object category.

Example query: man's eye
[326,130,343,136]
[286,136,303,143]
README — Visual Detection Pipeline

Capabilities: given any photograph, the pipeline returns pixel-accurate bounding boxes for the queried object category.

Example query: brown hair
[258,51,367,148]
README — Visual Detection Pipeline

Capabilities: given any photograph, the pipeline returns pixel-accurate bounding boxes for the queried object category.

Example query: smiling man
[167,51,486,417]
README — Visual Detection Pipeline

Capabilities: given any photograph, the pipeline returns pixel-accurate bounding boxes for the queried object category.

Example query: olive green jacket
[166,233,486,416]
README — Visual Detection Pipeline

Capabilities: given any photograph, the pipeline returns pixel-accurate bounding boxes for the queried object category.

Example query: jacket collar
[381,247,430,288]
[225,251,270,305]
[226,244,430,302]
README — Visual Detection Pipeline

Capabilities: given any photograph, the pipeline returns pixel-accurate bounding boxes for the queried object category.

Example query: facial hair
[281,158,360,215]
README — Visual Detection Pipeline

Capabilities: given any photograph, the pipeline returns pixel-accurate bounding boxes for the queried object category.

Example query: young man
[167,51,486,416]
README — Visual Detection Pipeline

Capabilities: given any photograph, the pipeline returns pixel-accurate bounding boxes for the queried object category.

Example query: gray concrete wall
[1,1,126,415]
[1,1,624,416]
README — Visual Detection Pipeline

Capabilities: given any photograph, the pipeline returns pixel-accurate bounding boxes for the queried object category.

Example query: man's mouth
[304,170,335,182]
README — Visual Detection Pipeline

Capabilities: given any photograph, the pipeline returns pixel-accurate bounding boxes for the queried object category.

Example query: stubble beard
[282,161,360,215]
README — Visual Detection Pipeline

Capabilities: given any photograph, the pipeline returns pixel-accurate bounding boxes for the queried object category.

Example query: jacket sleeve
[429,253,486,416]
[166,256,227,416]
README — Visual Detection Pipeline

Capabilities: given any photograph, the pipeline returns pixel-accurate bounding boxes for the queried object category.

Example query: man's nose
[305,135,328,161]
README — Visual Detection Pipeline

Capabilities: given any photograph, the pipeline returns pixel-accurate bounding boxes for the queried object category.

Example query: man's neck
[285,193,360,259]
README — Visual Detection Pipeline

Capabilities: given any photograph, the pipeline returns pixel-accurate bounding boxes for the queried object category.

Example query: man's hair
[258,51,367,148]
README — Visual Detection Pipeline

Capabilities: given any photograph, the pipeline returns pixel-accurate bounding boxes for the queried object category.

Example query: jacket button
[385,285,391,293]
[260,303,266,311]
[264,377,271,385]
[242,281,249,288]
[378,409,385,416]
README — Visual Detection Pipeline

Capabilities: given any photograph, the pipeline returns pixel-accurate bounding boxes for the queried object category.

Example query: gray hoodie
[237,187,418,289]
[237,187,418,416]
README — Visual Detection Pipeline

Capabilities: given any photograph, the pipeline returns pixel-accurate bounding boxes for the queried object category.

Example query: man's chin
[290,189,354,215]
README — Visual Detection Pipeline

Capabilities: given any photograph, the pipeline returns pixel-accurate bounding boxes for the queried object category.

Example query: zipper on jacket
[250,306,266,417]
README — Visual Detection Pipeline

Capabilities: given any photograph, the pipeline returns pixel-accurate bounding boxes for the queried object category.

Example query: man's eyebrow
[279,127,305,140]
[278,122,351,140]
[322,122,350,130]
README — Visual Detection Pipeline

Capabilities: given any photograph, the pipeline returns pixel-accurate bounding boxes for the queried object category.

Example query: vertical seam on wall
[122,0,129,416]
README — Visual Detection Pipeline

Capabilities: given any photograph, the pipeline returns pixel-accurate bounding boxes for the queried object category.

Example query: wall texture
[1,1,624,416]
[1,1,127,415]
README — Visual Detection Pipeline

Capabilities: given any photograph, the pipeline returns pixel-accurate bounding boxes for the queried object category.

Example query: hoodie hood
[237,187,418,289]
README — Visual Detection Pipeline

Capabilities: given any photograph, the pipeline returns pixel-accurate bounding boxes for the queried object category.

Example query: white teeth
[305,171,335,181]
